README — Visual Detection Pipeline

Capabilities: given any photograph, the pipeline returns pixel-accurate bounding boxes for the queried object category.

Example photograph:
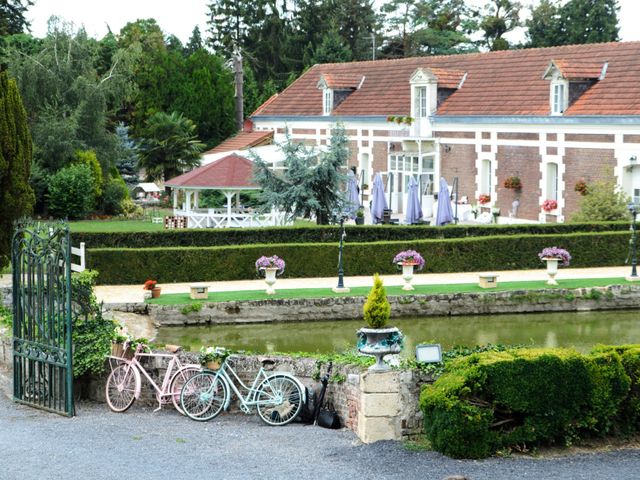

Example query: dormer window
[551,81,568,115]
[317,73,364,116]
[415,86,428,118]
[323,88,333,115]
[543,59,606,116]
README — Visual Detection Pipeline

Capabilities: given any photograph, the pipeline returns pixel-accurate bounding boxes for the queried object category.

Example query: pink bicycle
[105,343,201,414]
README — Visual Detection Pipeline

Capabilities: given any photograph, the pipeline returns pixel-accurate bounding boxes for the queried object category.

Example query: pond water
[153,309,640,355]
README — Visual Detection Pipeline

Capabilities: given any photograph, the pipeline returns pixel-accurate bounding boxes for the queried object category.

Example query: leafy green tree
[526,0,619,47]
[571,178,630,222]
[74,150,104,199]
[47,163,96,219]
[138,111,205,181]
[479,0,521,51]
[102,176,129,215]
[310,29,353,64]
[243,65,277,117]
[0,0,33,36]
[333,0,378,61]
[363,274,390,328]
[185,26,204,55]
[0,71,34,268]
[207,0,254,54]
[253,123,349,225]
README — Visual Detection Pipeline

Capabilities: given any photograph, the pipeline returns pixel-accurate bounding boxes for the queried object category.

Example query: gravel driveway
[1,371,640,480]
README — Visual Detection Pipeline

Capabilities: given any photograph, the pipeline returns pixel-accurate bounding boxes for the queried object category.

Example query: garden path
[94,266,632,304]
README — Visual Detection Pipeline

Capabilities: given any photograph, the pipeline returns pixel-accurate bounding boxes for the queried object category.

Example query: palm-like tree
[138,111,205,181]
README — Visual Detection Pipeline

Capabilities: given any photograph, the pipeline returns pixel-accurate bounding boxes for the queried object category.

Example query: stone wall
[1,286,11,308]
[104,284,640,327]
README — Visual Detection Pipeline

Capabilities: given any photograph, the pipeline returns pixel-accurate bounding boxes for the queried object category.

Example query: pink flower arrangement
[541,199,558,212]
[538,247,571,267]
[393,250,425,271]
[255,255,285,276]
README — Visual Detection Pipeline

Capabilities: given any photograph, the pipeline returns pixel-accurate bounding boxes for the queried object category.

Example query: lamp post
[332,216,350,293]
[628,202,639,281]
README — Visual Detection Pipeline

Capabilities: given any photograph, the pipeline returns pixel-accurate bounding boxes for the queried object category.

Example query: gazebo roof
[165,153,259,190]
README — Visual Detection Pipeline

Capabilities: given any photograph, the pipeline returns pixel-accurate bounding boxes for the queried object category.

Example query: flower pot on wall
[151,286,161,298]
[357,327,404,372]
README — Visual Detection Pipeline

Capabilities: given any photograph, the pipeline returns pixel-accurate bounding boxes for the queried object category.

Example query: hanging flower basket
[479,194,491,205]
[503,176,522,190]
[541,199,558,212]
[574,180,588,196]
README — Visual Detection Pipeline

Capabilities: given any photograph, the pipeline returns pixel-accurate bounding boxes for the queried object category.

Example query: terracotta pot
[151,286,161,298]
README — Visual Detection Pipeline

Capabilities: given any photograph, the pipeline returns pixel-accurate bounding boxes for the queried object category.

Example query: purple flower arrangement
[538,247,571,267]
[255,255,286,275]
[393,250,425,271]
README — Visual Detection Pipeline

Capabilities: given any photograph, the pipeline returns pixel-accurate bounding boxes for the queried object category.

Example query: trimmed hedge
[419,347,631,459]
[74,221,632,248]
[87,231,630,284]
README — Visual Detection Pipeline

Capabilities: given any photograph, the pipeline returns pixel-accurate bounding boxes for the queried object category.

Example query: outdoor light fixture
[415,344,442,363]
[627,202,639,281]
[332,215,350,293]
[631,155,638,164]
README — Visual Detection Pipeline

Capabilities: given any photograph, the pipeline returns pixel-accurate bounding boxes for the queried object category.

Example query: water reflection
[154,310,640,355]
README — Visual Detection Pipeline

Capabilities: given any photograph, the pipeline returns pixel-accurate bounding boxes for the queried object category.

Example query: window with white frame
[323,89,333,115]
[388,153,435,194]
[414,86,428,118]
[551,82,567,115]
[480,159,492,195]
[546,162,558,201]
[634,188,640,205]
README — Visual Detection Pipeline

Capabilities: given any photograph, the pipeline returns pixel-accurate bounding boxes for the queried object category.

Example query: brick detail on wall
[440,144,476,201]
[481,144,491,152]
[547,133,557,141]
[362,140,369,147]
[291,128,317,135]
[434,131,475,139]
[497,132,539,141]
[547,147,558,155]
[624,135,640,144]
[482,132,491,139]
[372,141,388,174]
[373,130,389,137]
[496,145,542,221]
[563,147,616,220]
[348,141,358,166]
[565,133,614,143]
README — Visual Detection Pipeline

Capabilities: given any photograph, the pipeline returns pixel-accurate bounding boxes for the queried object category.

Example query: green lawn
[146,277,635,305]
[69,219,165,233]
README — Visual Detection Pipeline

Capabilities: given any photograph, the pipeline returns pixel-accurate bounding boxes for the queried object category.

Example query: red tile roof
[551,59,604,79]
[252,42,640,117]
[321,73,364,89]
[165,154,258,189]
[204,130,274,155]
[430,68,466,88]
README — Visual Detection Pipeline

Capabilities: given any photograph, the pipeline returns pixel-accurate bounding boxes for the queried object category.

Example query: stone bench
[189,284,209,300]
[478,274,499,289]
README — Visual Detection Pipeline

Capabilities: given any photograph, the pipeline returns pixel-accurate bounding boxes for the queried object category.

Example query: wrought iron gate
[12,220,73,416]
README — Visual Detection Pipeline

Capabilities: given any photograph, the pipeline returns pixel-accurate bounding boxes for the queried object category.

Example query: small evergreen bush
[47,163,96,219]
[363,274,390,328]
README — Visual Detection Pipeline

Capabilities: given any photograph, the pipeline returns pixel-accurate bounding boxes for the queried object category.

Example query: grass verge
[146,277,634,305]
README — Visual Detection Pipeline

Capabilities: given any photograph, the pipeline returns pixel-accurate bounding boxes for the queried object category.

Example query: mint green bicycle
[180,354,305,426]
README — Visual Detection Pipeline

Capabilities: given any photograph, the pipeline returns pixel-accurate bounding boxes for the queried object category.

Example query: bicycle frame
[211,357,305,413]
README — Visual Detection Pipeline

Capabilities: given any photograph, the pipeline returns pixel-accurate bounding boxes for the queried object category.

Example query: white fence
[71,242,85,272]
[174,209,290,229]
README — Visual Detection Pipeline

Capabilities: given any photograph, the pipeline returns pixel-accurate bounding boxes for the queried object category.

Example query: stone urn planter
[357,327,404,372]
[398,262,418,291]
[542,257,559,285]
[261,267,279,295]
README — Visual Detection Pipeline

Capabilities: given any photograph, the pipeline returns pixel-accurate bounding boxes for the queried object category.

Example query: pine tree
[185,26,204,55]
[363,274,391,328]
[114,123,139,185]
[0,70,35,268]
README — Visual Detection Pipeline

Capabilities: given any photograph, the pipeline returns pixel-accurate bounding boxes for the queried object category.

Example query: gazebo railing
[173,209,289,228]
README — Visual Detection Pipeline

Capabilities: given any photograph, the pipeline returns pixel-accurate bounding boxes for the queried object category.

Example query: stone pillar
[357,370,401,443]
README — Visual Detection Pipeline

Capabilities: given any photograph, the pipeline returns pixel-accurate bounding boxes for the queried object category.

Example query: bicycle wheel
[255,375,302,426]
[169,366,201,415]
[180,371,228,422]
[105,364,138,412]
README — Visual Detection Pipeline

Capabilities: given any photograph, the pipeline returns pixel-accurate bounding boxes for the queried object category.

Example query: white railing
[71,242,85,272]
[174,210,289,229]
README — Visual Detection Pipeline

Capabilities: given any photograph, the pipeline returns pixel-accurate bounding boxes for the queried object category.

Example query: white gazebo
[164,153,287,228]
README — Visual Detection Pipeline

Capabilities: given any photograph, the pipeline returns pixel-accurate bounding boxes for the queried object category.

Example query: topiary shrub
[363,273,390,328]
[47,163,96,219]
[420,347,630,458]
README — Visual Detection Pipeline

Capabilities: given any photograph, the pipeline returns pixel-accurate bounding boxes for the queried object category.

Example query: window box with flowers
[393,250,425,291]
[541,199,558,213]
[143,279,161,299]
[503,176,522,190]
[478,194,491,206]
[255,255,285,295]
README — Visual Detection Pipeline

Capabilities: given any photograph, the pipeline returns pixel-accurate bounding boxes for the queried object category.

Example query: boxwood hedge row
[74,221,631,248]
[87,231,629,284]
[420,347,632,459]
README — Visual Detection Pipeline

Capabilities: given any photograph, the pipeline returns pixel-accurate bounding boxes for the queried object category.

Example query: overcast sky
[27,0,640,44]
